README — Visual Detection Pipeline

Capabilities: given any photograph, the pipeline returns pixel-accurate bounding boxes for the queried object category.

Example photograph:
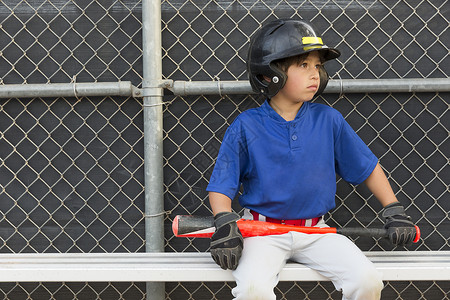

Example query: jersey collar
[261,99,308,123]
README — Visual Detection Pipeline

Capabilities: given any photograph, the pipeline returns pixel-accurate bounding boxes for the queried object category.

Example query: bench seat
[0,251,448,282]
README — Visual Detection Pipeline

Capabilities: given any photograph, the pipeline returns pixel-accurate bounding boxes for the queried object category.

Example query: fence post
[142,0,165,299]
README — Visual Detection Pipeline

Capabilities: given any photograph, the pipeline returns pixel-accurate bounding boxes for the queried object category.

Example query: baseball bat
[172,215,420,243]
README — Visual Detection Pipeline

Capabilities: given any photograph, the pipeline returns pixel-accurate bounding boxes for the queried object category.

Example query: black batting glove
[382,201,416,246]
[210,212,243,270]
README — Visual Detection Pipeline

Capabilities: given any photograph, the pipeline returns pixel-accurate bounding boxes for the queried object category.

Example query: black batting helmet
[247,19,340,98]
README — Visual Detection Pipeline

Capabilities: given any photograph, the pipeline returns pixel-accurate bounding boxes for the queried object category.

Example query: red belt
[250,210,321,227]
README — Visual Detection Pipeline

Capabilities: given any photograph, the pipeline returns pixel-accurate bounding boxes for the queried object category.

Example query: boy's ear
[315,66,329,96]
[263,76,271,82]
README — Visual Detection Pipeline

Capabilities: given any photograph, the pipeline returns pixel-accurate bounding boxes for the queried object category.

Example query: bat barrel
[173,215,215,238]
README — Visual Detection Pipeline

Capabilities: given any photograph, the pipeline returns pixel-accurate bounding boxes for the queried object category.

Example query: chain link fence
[0,0,449,299]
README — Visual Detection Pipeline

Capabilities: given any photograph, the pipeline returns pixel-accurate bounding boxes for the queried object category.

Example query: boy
[206,19,417,300]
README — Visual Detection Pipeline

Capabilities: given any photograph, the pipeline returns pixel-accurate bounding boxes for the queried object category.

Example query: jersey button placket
[289,123,300,150]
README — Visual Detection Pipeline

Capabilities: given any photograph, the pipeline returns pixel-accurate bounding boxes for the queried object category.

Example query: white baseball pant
[231,222,383,300]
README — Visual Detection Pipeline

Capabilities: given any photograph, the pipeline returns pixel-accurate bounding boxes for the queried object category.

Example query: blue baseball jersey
[206,100,378,220]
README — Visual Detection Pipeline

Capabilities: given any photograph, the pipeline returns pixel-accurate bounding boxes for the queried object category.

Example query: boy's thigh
[289,233,379,287]
[232,233,292,286]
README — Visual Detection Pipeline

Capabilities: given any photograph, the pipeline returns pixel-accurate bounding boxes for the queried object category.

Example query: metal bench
[0,251,449,282]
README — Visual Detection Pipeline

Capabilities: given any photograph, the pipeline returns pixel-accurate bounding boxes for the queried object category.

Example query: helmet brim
[268,46,340,64]
[318,47,341,62]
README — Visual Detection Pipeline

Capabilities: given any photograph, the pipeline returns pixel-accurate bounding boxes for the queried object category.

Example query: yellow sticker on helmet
[302,37,323,45]
[304,45,322,51]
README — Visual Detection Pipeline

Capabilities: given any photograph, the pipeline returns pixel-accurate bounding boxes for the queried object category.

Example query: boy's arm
[364,163,398,207]
[364,163,417,246]
[209,192,233,216]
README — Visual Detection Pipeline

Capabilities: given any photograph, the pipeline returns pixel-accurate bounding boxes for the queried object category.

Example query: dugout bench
[0,251,449,282]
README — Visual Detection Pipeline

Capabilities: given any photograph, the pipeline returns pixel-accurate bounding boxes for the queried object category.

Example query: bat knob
[413,225,420,243]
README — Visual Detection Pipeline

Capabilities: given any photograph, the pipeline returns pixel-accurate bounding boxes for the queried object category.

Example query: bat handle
[337,227,387,238]
[337,225,420,243]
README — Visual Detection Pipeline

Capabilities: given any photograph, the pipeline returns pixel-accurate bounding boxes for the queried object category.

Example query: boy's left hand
[382,201,417,246]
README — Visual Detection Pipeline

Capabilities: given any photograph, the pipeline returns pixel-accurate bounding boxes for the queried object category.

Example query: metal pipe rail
[0,81,141,99]
[0,78,449,99]
[167,78,450,95]
[0,252,448,282]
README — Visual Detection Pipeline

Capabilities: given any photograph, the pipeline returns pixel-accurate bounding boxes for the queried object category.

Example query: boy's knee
[232,280,276,300]
[343,266,383,300]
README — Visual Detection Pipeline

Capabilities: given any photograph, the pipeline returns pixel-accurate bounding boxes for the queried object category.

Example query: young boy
[206,19,417,300]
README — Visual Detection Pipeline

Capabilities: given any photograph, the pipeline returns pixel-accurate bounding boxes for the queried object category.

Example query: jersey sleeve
[334,116,378,185]
[206,120,248,200]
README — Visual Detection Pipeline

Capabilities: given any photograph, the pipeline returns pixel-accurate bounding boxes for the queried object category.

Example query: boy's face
[274,51,322,104]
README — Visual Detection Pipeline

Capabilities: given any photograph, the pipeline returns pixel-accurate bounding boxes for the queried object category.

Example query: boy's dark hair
[273,52,324,73]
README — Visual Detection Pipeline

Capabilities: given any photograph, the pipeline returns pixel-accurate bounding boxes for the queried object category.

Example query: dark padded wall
[0,0,448,299]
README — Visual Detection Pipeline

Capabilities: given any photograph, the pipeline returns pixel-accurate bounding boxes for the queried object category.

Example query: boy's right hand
[382,201,417,246]
[210,212,243,270]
